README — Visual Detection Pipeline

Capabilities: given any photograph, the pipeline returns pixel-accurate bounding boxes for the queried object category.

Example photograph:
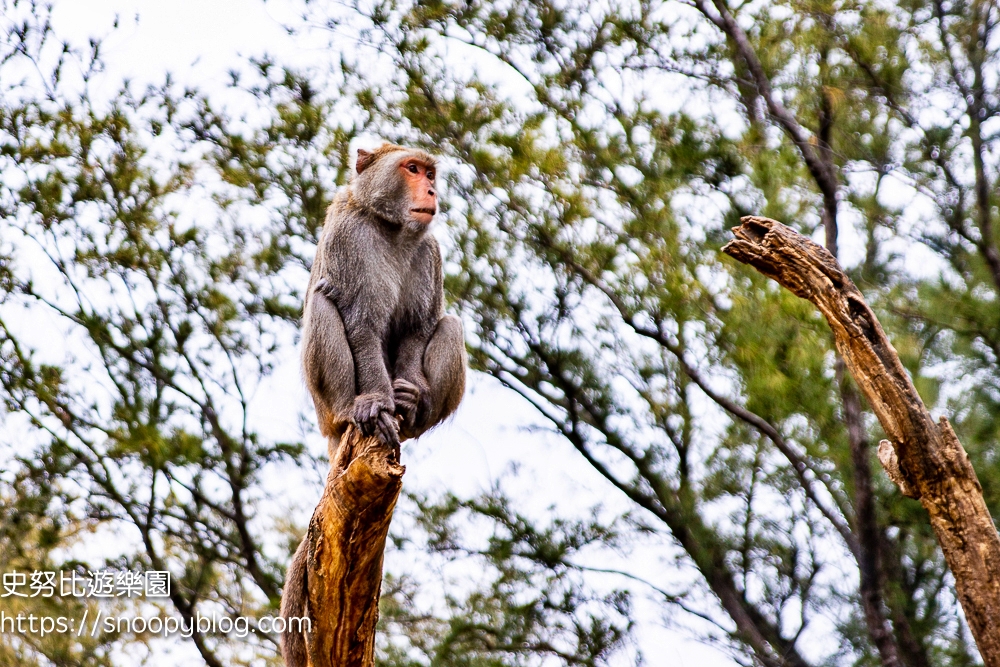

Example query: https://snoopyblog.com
[0,568,308,638]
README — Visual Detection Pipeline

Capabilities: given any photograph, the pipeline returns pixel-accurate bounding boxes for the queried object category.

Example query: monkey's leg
[302,287,355,465]
[421,314,467,430]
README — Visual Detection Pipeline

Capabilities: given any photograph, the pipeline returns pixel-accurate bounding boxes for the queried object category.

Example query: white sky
[35,2,742,665]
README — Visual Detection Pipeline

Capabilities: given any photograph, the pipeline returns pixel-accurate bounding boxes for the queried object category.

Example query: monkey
[280,143,467,667]
[301,142,466,453]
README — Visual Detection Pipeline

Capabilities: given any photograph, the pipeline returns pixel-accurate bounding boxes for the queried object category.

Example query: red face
[400,159,437,224]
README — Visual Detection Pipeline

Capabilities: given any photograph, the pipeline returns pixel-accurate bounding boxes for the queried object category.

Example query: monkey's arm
[343,328,398,444]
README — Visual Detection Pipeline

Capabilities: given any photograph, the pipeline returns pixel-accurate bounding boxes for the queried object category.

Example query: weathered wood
[302,426,404,667]
[723,215,1000,665]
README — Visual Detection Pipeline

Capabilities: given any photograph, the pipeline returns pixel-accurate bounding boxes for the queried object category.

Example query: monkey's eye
[407,163,419,174]
[426,171,435,181]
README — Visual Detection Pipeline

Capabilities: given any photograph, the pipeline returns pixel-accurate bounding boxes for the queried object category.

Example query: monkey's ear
[356,149,376,174]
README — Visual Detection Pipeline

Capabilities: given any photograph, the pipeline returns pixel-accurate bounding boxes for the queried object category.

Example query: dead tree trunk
[300,426,404,667]
[723,216,1000,665]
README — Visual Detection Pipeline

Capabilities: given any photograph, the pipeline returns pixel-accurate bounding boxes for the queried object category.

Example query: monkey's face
[351,145,439,229]
[399,158,437,225]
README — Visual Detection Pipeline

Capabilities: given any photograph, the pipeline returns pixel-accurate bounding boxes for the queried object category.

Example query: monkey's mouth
[411,207,436,219]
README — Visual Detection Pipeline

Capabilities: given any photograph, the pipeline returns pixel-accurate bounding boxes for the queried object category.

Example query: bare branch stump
[723,215,1000,664]
[302,426,404,667]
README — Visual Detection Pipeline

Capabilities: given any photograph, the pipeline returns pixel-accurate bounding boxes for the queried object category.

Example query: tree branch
[299,426,404,667]
[724,216,1000,667]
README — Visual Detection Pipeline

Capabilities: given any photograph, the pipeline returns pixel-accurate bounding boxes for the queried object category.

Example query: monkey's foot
[352,393,399,447]
[392,378,430,432]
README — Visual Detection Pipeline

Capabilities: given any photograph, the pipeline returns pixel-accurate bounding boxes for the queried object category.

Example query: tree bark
[722,216,1000,666]
[301,426,404,667]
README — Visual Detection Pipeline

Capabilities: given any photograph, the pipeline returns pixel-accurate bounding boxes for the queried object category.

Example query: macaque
[280,143,466,666]
[301,143,466,451]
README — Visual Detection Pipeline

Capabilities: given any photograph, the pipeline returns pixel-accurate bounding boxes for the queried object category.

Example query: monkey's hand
[393,378,431,431]
[352,393,399,447]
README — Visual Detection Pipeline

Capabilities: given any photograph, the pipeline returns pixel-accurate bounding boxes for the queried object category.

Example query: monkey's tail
[280,539,309,667]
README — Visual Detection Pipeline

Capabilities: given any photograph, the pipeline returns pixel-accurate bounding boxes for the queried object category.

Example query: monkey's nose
[428,189,436,196]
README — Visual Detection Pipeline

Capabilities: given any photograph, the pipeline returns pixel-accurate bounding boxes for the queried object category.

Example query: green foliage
[3,0,1000,665]
[290,0,1000,664]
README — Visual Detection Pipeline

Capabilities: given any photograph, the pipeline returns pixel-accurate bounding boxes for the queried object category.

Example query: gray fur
[281,144,467,666]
